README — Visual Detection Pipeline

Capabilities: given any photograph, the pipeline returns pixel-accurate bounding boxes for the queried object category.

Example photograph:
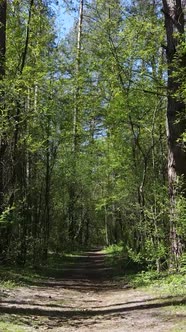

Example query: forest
[0,0,186,274]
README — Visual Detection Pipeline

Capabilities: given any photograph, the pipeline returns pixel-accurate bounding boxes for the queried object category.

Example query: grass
[128,270,186,296]
[102,243,124,255]
[0,250,85,288]
[171,328,186,332]
[0,321,31,332]
[0,266,44,288]
[0,312,48,331]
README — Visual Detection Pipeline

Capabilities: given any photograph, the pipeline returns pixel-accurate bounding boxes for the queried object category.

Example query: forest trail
[0,249,185,332]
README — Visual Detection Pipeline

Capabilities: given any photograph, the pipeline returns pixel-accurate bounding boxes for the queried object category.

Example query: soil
[0,249,186,331]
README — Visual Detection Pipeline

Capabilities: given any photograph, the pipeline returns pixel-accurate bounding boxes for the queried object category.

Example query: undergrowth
[0,251,85,288]
[103,244,186,299]
[0,266,45,288]
[129,270,186,296]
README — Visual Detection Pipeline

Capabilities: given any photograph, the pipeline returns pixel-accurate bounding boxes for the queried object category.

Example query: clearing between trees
[0,249,186,332]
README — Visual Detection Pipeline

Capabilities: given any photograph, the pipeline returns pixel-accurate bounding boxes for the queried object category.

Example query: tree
[0,0,7,260]
[0,0,6,77]
[162,0,186,269]
[68,0,84,244]
[0,0,59,264]
[0,0,7,212]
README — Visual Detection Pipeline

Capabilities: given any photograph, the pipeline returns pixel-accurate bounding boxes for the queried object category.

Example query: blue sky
[52,1,78,40]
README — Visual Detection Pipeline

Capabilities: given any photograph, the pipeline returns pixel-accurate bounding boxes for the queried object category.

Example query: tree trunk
[162,0,186,269]
[43,114,51,261]
[0,0,7,214]
[0,0,6,77]
[69,0,84,244]
[73,0,83,151]
[0,1,7,261]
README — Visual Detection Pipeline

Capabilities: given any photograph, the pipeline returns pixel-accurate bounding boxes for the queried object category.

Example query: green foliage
[0,266,42,288]
[0,279,18,289]
[130,270,186,297]
[176,195,186,239]
[0,206,15,224]
[0,0,185,271]
[179,253,186,273]
[127,247,144,264]
[103,243,124,255]
[130,270,162,287]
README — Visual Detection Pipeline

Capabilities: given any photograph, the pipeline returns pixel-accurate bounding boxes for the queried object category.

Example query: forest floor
[0,249,186,332]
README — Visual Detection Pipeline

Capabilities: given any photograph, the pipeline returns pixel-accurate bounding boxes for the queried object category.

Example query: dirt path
[0,250,186,331]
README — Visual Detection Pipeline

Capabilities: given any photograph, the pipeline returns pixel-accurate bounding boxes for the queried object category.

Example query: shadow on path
[27,249,126,292]
[0,297,186,320]
[0,248,186,330]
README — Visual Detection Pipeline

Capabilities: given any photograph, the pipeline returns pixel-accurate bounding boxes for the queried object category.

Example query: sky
[51,1,78,41]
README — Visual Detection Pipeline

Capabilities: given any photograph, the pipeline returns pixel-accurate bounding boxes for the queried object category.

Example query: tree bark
[162,0,186,269]
[73,0,83,152]
[0,0,6,77]
[0,1,7,261]
[69,0,84,244]
[43,114,51,261]
[0,0,7,214]
[20,0,34,74]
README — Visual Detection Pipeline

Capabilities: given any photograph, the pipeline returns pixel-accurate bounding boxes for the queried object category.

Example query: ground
[0,249,186,331]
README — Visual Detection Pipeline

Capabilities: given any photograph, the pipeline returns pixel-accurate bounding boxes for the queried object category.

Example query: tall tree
[0,0,7,260]
[0,0,6,77]
[68,0,84,244]
[0,0,7,213]
[162,0,186,269]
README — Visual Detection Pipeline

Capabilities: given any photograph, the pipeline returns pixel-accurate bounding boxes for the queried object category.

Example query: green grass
[0,322,30,332]
[0,251,84,288]
[0,266,44,287]
[102,245,186,298]
[171,328,186,332]
[102,243,124,255]
[129,270,186,296]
